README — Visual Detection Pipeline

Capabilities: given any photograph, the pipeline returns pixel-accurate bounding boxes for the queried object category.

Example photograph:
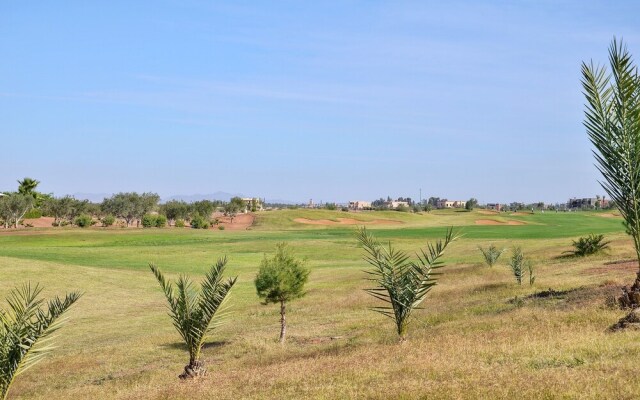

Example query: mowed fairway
[1,209,639,399]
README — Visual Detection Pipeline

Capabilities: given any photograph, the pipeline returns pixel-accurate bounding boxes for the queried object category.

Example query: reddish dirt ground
[216,213,255,230]
[22,217,55,228]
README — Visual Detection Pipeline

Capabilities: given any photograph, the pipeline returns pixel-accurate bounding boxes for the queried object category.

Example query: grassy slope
[0,209,637,399]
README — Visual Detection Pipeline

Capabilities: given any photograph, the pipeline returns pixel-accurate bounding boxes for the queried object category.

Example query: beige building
[437,199,466,209]
[348,200,372,210]
[385,200,410,209]
[241,197,263,212]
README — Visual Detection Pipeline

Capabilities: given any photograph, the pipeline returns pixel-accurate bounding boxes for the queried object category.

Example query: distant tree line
[0,179,254,229]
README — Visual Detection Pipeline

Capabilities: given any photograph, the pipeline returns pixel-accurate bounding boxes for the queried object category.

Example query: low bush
[175,219,186,228]
[102,215,116,227]
[155,214,167,228]
[566,234,610,256]
[190,215,210,229]
[142,214,157,228]
[218,225,225,230]
[74,214,93,228]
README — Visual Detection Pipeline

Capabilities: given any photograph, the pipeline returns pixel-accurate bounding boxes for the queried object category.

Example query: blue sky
[2,1,639,203]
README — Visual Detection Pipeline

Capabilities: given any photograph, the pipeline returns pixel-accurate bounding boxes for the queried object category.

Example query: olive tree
[0,194,33,228]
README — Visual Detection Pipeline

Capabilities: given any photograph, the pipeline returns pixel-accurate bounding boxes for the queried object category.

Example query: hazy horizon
[3,1,640,204]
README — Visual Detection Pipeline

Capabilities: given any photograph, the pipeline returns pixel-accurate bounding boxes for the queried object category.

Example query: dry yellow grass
[0,210,637,399]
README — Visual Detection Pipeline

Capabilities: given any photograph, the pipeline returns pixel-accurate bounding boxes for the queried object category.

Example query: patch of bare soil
[293,218,401,226]
[475,219,526,226]
[510,212,532,216]
[587,260,638,275]
[509,283,620,309]
[217,213,255,230]
[22,217,55,228]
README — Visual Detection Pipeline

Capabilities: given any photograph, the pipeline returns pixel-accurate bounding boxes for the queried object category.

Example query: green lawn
[0,209,637,399]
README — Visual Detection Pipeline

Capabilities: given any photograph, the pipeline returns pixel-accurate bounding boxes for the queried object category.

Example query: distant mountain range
[72,192,300,205]
[163,192,243,203]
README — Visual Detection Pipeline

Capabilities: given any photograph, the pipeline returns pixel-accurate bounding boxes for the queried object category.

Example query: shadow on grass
[161,340,229,351]
[507,283,620,309]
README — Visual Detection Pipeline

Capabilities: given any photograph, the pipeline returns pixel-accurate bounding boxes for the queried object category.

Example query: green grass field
[0,209,638,399]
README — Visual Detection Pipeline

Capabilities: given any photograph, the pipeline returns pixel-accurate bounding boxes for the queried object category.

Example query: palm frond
[0,284,81,399]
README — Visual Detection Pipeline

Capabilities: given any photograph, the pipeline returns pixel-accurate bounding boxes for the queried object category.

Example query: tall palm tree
[16,178,39,199]
[150,257,237,379]
[582,39,640,307]
[0,283,81,400]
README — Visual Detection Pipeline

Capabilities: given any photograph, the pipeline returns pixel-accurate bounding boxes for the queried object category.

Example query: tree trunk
[279,299,286,344]
[179,359,206,379]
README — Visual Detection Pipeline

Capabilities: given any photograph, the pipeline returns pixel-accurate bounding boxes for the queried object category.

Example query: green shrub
[23,208,42,219]
[175,219,186,228]
[218,225,225,230]
[74,214,93,228]
[155,214,167,228]
[190,214,210,229]
[565,234,610,257]
[101,215,116,227]
[141,214,157,228]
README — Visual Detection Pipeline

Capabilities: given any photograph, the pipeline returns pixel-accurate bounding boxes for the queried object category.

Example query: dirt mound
[610,309,640,331]
[294,218,400,226]
[475,219,525,226]
[217,213,255,230]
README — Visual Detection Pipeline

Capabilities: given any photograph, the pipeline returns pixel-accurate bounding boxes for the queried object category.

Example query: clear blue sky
[2,1,639,204]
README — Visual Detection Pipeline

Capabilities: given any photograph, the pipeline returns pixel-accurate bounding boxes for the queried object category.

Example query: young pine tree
[255,243,310,344]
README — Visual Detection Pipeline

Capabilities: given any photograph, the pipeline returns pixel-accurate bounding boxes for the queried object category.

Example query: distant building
[567,197,597,209]
[437,199,466,209]
[385,200,410,209]
[348,200,371,210]
[241,197,263,212]
[486,203,501,211]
